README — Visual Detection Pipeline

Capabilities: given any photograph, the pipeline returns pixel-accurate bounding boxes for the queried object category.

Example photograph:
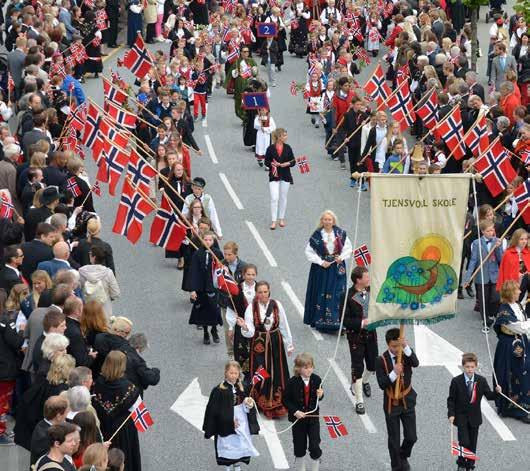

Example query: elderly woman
[34,332,69,383]
[303,210,352,332]
[66,385,92,420]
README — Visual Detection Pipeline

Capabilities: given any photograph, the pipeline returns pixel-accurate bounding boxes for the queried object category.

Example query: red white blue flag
[149,194,187,251]
[123,34,153,79]
[354,244,371,267]
[323,416,348,439]
[129,397,154,433]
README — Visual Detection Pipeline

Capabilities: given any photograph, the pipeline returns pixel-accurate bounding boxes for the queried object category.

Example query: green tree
[515,0,530,24]
[463,0,490,71]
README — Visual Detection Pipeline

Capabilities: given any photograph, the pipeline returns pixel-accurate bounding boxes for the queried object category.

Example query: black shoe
[401,458,411,471]
[211,328,220,343]
[457,287,464,300]
[363,382,371,397]
[355,403,365,415]
[486,316,495,327]
[465,285,474,297]
[203,333,211,345]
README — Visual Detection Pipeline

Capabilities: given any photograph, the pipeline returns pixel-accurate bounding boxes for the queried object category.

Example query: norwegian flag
[93,118,129,165]
[226,40,240,64]
[451,442,478,461]
[416,89,438,130]
[323,416,348,439]
[0,192,14,219]
[70,102,87,132]
[102,76,128,106]
[92,181,101,197]
[251,366,270,386]
[387,81,416,131]
[112,179,154,244]
[7,73,15,94]
[82,103,101,148]
[513,179,530,224]
[66,176,82,198]
[474,139,517,197]
[129,397,154,433]
[349,24,364,42]
[65,54,76,69]
[149,193,187,251]
[126,149,157,196]
[363,64,391,106]
[213,258,240,296]
[95,9,108,31]
[97,145,129,195]
[105,100,137,130]
[353,244,371,267]
[289,80,298,96]
[70,42,88,65]
[383,1,394,18]
[49,62,66,79]
[354,47,371,65]
[91,35,102,48]
[223,0,237,14]
[464,114,489,156]
[435,107,466,160]
[296,155,310,174]
[123,34,154,79]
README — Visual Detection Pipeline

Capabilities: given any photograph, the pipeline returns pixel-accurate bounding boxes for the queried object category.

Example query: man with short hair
[33,422,79,471]
[32,309,67,375]
[30,396,69,465]
[25,187,61,241]
[490,42,517,92]
[0,245,26,293]
[21,222,55,281]
[64,296,96,367]
[37,242,72,279]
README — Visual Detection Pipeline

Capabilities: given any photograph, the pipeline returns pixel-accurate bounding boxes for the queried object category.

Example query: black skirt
[188,292,223,326]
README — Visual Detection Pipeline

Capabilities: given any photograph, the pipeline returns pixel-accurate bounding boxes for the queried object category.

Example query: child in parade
[203,361,260,471]
[191,60,209,121]
[254,108,276,168]
[382,140,410,174]
[283,353,324,471]
[304,71,324,128]
[447,353,501,471]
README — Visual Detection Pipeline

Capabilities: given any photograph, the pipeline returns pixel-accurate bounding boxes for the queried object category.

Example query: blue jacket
[465,237,504,284]
[37,259,71,279]
[61,76,86,105]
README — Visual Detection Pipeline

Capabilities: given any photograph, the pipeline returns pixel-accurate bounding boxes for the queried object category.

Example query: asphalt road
[5,5,530,471]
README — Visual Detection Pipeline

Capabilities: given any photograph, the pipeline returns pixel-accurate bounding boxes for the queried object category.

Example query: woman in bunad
[303,210,352,332]
[493,280,530,423]
[226,264,258,382]
[181,200,207,292]
[253,107,276,168]
[238,281,294,418]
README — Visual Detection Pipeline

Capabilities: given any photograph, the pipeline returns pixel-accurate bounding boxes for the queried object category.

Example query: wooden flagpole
[443,111,485,164]
[394,323,405,397]
[107,410,134,442]
[462,192,514,241]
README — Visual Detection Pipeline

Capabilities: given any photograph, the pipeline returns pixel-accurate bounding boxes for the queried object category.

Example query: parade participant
[342,265,378,415]
[465,221,503,327]
[203,360,260,471]
[189,231,223,345]
[191,59,209,122]
[382,140,410,175]
[376,328,419,471]
[265,7,287,72]
[342,96,368,187]
[330,77,356,170]
[92,351,142,471]
[265,128,296,230]
[493,280,530,422]
[304,71,324,128]
[447,353,502,471]
[283,353,324,471]
[362,111,390,173]
[127,0,144,47]
[254,107,276,168]
[239,281,293,418]
[303,210,351,332]
[288,1,310,58]
[230,46,258,121]
[496,228,530,314]
[226,264,258,379]
[181,212,211,292]
[182,177,223,238]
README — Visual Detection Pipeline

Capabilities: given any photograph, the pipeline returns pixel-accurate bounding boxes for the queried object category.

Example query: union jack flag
[451,442,478,461]
[0,192,14,219]
[464,114,489,156]
[112,179,154,244]
[474,139,517,197]
[81,103,100,148]
[387,80,416,131]
[435,106,466,160]
[416,89,438,130]
[354,244,371,267]
[102,76,128,106]
[66,176,82,198]
[251,366,270,386]
[149,194,187,251]
[296,155,310,174]
[130,398,154,433]
[363,64,391,106]
[323,416,348,439]
[513,179,530,224]
[212,259,240,296]
[126,149,157,196]
[123,34,153,79]
[105,100,137,130]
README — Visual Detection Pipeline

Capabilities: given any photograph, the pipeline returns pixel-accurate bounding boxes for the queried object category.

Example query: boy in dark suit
[376,328,419,471]
[447,353,501,471]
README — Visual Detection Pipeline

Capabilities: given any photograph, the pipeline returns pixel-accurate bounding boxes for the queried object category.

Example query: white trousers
[269,180,290,221]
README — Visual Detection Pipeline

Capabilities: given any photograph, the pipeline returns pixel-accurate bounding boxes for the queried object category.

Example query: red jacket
[496,247,530,291]
[332,90,356,125]
[500,92,521,125]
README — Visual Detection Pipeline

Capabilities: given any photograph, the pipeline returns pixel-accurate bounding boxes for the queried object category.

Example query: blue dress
[493,303,530,419]
[303,226,348,332]
[127,1,143,47]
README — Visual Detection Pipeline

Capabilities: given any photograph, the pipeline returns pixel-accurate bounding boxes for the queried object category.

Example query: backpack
[83,278,109,304]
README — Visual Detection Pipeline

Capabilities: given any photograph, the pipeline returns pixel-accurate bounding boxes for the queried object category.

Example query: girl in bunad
[176,75,194,113]
[304,70,324,128]
[179,57,193,83]
[240,18,256,48]
[430,141,447,170]
[254,108,276,168]
[380,121,409,158]
[226,264,258,382]
[238,281,294,418]
[203,361,260,471]
[366,12,382,58]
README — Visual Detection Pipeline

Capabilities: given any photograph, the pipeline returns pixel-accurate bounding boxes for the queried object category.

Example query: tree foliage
[515,0,530,24]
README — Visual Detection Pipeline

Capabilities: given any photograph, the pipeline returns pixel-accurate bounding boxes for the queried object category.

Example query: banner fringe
[366,314,456,331]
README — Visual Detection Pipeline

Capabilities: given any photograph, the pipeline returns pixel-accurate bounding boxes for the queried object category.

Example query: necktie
[467,380,473,399]
[205,252,209,269]
[500,56,506,71]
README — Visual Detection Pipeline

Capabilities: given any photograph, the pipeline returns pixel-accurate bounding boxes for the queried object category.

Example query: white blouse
[241,300,293,351]
[507,303,530,335]
[305,229,353,266]
[226,281,256,330]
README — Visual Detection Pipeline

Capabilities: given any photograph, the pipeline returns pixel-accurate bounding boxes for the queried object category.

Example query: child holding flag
[283,353,324,471]
[447,353,501,471]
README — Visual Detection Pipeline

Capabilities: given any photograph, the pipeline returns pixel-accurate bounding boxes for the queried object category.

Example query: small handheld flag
[0,192,14,219]
[451,442,478,461]
[290,80,298,96]
[323,416,348,439]
[251,367,270,386]
[92,181,102,197]
[130,397,154,433]
[66,176,82,198]
[296,155,310,174]
[353,244,371,267]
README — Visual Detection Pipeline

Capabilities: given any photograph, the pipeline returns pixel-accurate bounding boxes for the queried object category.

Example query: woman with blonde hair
[303,210,352,331]
[72,217,115,273]
[81,443,108,470]
[20,269,52,317]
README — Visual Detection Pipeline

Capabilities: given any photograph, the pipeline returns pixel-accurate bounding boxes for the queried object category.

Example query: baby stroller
[485,0,507,22]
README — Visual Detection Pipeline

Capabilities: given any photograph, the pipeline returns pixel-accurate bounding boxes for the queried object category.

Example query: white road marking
[170,377,210,436]
[245,221,278,267]
[328,358,377,434]
[414,325,516,441]
[202,117,208,128]
[219,172,244,210]
[204,135,218,164]
[257,416,290,469]
[281,280,323,341]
